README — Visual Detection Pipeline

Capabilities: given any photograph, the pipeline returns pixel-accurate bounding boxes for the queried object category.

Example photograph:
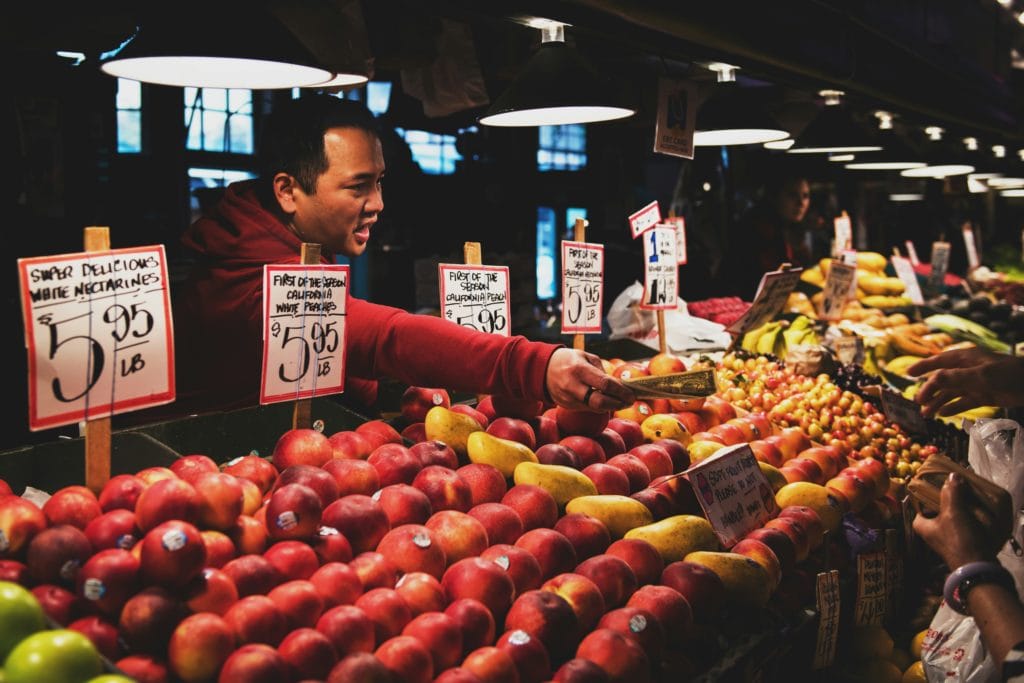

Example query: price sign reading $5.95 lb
[561,241,604,334]
[18,246,175,431]
[438,264,510,336]
[261,265,348,404]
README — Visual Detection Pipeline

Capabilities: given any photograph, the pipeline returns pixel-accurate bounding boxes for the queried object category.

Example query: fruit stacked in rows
[686,296,751,327]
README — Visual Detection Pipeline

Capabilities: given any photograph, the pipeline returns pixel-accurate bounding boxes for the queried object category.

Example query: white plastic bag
[606,282,732,351]
[921,419,1024,682]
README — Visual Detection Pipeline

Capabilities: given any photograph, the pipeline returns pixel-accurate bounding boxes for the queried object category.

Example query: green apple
[4,629,102,683]
[0,581,46,660]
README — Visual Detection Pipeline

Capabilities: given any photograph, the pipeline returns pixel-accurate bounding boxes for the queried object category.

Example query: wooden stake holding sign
[83,228,112,492]
[17,228,176,492]
[573,220,586,351]
[293,243,320,429]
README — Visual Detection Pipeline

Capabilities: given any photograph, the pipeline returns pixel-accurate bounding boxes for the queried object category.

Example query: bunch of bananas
[740,315,819,358]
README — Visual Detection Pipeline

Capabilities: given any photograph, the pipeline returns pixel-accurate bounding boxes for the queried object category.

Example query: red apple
[403,611,463,673]
[504,588,577,659]
[491,395,544,420]
[326,430,373,460]
[170,454,219,485]
[26,524,92,586]
[627,584,693,645]
[535,443,581,468]
[744,527,797,574]
[356,420,404,450]
[462,646,518,683]
[763,516,811,562]
[135,467,177,486]
[502,485,558,531]
[777,505,826,549]
[139,520,206,587]
[375,634,433,683]
[401,386,452,423]
[265,483,322,541]
[452,403,491,429]
[317,605,375,657]
[134,478,201,532]
[355,587,412,644]
[311,525,353,564]
[515,528,578,580]
[630,487,675,521]
[606,418,645,451]
[457,463,508,506]
[826,470,873,513]
[222,455,278,494]
[594,429,626,459]
[426,510,489,566]
[168,613,236,682]
[67,615,119,660]
[575,628,649,683]
[272,428,333,469]
[559,436,606,467]
[554,513,611,561]
[323,458,380,497]
[183,567,238,616]
[660,560,725,623]
[582,464,630,496]
[442,557,516,620]
[222,554,282,597]
[322,494,390,554]
[376,524,447,579]
[598,606,664,662]
[190,472,244,532]
[310,562,363,609]
[605,454,652,493]
[118,586,187,657]
[468,503,524,546]
[327,652,394,683]
[264,539,319,581]
[627,444,673,480]
[749,440,785,468]
[496,628,551,683]
[267,580,329,631]
[32,584,85,626]
[605,538,664,586]
[279,627,337,680]
[781,458,824,485]
[445,597,496,655]
[43,486,101,530]
[553,658,610,682]
[401,422,427,443]
[224,594,288,646]
[229,515,268,555]
[540,572,606,635]
[674,411,709,437]
[98,474,146,512]
[575,555,637,609]
[77,548,140,616]
[395,571,445,616]
[368,443,423,487]
[0,559,27,583]
[372,484,431,527]
[653,439,690,472]
[413,465,473,513]
[530,415,560,447]
[218,643,288,683]
[480,543,543,595]
[349,551,400,590]
[487,417,537,450]
[410,440,459,469]
[274,464,339,505]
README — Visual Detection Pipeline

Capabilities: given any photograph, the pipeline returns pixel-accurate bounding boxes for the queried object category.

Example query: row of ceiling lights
[92,11,1023,198]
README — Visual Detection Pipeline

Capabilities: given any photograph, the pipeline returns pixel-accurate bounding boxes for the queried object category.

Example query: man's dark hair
[258,94,380,194]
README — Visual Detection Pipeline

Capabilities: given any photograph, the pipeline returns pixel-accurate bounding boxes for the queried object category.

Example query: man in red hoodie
[173,95,631,416]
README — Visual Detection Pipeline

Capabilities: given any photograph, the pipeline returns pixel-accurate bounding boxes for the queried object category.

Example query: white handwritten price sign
[667,216,688,265]
[833,212,853,257]
[962,223,980,271]
[18,246,174,431]
[880,390,928,436]
[685,443,778,547]
[438,264,510,336]
[813,570,841,669]
[928,241,950,292]
[561,241,604,334]
[821,260,856,321]
[260,265,348,405]
[726,268,803,337]
[640,226,678,310]
[628,200,661,239]
[891,256,924,305]
[854,552,887,625]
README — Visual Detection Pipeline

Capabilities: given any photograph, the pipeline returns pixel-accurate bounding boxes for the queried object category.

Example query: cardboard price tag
[821,260,856,321]
[685,443,778,547]
[813,570,841,669]
[891,256,924,305]
[18,246,175,431]
[833,213,853,257]
[855,552,887,625]
[885,529,902,616]
[261,265,348,404]
[833,335,865,365]
[880,389,928,436]
[928,241,951,292]
[438,264,511,336]
[628,200,661,239]
[905,240,920,266]
[727,268,803,336]
[561,241,604,334]
[653,77,696,160]
[640,226,678,310]
[962,223,980,271]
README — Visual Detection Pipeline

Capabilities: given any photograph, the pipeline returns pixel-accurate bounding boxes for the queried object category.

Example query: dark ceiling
[6,0,1024,144]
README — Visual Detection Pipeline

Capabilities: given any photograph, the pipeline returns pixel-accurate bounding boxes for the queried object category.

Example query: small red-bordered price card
[640,225,678,310]
[667,216,688,265]
[561,241,604,334]
[438,264,510,336]
[18,246,175,430]
[260,265,348,404]
[628,200,661,239]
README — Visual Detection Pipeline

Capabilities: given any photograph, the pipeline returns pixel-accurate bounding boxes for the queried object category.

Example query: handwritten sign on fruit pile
[891,256,924,305]
[814,569,841,669]
[640,225,678,310]
[854,552,887,625]
[18,246,175,430]
[726,267,803,337]
[667,216,688,264]
[880,390,928,436]
[438,264,510,337]
[928,241,951,293]
[685,443,778,547]
[628,200,661,239]
[821,259,856,321]
[561,241,604,334]
[261,265,348,404]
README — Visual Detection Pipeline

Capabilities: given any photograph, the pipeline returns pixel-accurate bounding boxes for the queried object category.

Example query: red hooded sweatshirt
[173,180,558,415]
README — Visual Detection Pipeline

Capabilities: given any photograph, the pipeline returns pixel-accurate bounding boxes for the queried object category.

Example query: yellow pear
[774,482,844,533]
[641,414,691,445]
[565,495,653,539]
[466,431,538,478]
[424,406,483,456]
[624,515,719,563]
[513,461,597,507]
[684,550,771,608]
